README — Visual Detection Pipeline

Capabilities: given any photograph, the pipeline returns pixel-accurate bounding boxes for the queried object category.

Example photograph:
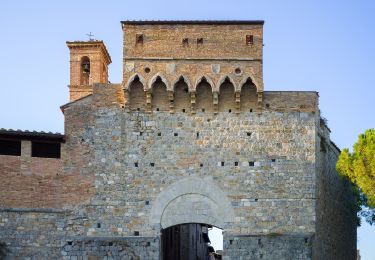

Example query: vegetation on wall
[337,129,375,225]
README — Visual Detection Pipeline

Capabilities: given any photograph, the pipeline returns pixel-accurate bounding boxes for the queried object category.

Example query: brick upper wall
[123,23,263,60]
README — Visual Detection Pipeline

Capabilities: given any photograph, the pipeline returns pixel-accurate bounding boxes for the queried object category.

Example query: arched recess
[150,177,235,229]
[80,56,90,85]
[151,76,169,111]
[195,77,214,112]
[240,77,258,112]
[128,75,146,111]
[173,76,190,113]
[218,77,236,112]
[148,73,169,91]
[124,73,146,91]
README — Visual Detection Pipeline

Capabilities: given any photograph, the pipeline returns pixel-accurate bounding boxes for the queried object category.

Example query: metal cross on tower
[86,32,95,41]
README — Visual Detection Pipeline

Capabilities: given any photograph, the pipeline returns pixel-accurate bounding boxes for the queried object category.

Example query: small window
[150,163,155,167]
[197,38,203,45]
[144,67,150,73]
[174,133,178,137]
[134,162,139,167]
[182,38,189,46]
[31,142,60,158]
[249,161,254,166]
[234,161,239,166]
[0,140,21,156]
[136,33,144,44]
[221,161,225,167]
[246,35,254,45]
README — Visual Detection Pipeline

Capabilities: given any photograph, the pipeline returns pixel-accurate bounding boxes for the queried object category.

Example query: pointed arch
[151,75,169,112]
[218,77,236,112]
[172,75,192,91]
[195,76,214,112]
[239,74,260,93]
[128,75,146,111]
[194,75,215,92]
[148,73,169,91]
[173,76,191,113]
[217,75,237,93]
[150,177,235,229]
[124,73,146,91]
[240,77,257,112]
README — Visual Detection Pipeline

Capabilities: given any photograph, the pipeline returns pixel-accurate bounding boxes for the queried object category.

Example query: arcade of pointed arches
[123,73,262,113]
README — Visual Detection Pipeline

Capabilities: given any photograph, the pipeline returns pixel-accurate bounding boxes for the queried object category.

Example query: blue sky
[0,0,374,258]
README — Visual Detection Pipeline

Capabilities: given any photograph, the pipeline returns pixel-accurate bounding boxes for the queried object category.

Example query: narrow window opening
[134,162,139,167]
[109,242,113,246]
[182,109,186,113]
[146,242,151,246]
[266,103,270,108]
[137,108,140,111]
[246,35,254,45]
[196,132,199,138]
[145,201,149,205]
[150,162,155,167]
[247,132,252,136]
[134,231,140,236]
[234,161,239,166]
[202,108,205,112]
[157,132,161,137]
[228,109,232,113]
[250,109,253,112]
[182,38,189,46]
[229,240,233,245]
[221,161,225,167]
[271,158,276,163]
[156,108,160,111]
[249,161,254,166]
[97,223,101,228]
[174,133,178,137]
[200,163,203,167]
[136,34,143,45]
[255,198,258,202]
[139,132,143,136]
[197,38,203,45]
[67,241,73,245]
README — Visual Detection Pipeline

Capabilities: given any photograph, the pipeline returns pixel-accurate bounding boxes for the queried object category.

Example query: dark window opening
[235,68,242,74]
[266,103,270,108]
[97,223,101,228]
[67,241,73,245]
[182,38,189,46]
[247,132,252,136]
[136,34,144,44]
[228,109,232,113]
[134,231,140,236]
[201,108,205,112]
[156,108,160,111]
[144,67,150,73]
[249,161,254,166]
[234,161,239,166]
[197,38,203,45]
[174,133,178,137]
[31,142,60,158]
[139,132,143,136]
[137,108,140,111]
[182,109,186,113]
[255,198,258,202]
[150,163,155,167]
[109,242,113,246]
[158,132,161,137]
[134,162,139,167]
[200,163,203,167]
[230,240,233,245]
[196,132,199,138]
[246,35,254,45]
[221,161,225,166]
[0,139,21,156]
[146,242,151,246]
[271,159,276,163]
[145,201,149,205]
[250,109,253,112]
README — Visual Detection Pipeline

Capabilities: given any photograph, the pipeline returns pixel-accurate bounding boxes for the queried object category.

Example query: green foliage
[337,129,375,225]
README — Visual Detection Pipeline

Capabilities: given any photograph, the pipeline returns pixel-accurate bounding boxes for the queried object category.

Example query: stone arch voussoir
[148,73,169,91]
[124,73,146,91]
[150,176,235,229]
[194,75,216,92]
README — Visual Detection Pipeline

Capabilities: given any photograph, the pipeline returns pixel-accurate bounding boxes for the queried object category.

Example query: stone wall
[314,127,357,260]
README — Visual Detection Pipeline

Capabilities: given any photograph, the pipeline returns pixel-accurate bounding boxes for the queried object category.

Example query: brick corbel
[146,90,152,113]
[235,91,241,114]
[190,92,196,114]
[257,91,263,110]
[168,90,174,113]
[213,91,219,114]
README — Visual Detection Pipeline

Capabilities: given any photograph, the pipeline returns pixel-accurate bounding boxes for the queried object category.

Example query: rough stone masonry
[0,20,356,259]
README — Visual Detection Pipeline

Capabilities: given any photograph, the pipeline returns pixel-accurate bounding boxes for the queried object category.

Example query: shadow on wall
[0,242,9,259]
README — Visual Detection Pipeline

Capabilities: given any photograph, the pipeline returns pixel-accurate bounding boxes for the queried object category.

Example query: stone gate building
[0,20,356,259]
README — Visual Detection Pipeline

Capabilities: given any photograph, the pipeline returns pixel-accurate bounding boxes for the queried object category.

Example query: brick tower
[66,40,111,101]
